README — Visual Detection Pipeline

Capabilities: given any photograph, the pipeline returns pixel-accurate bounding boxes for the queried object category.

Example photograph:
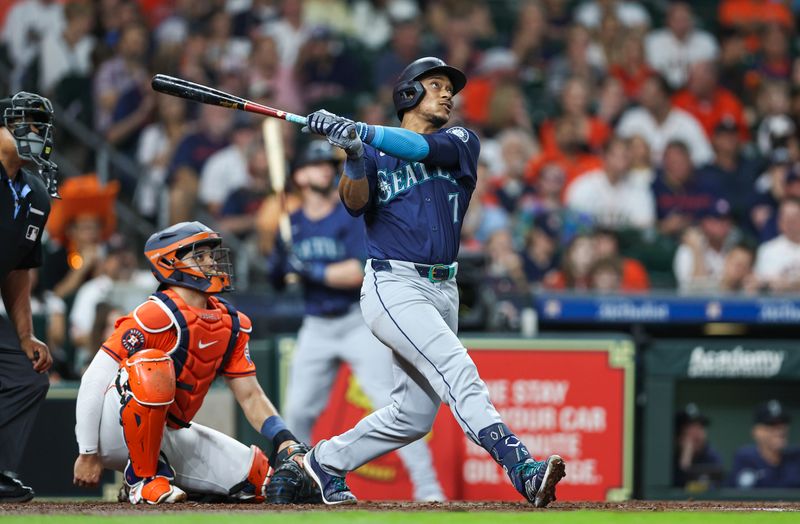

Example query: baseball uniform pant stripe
[371,271,478,441]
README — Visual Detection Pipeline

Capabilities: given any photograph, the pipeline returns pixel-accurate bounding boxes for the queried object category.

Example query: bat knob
[348,129,356,139]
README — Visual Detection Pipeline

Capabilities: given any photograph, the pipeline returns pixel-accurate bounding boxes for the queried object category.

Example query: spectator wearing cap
[695,117,761,230]
[754,197,800,293]
[729,400,800,488]
[616,74,713,167]
[522,213,561,286]
[673,198,743,293]
[644,1,718,89]
[672,61,749,141]
[42,176,119,300]
[565,136,656,231]
[673,403,723,489]
[651,141,722,237]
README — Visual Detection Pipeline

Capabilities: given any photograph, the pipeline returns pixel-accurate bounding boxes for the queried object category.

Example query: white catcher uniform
[81,359,256,495]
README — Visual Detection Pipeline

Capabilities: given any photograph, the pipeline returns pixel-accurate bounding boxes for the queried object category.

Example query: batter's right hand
[73,453,103,487]
[303,109,341,135]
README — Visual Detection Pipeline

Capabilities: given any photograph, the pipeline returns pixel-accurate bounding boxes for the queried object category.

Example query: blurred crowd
[3,0,800,374]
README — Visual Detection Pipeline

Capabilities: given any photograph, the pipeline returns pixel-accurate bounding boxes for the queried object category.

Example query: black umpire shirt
[0,161,51,348]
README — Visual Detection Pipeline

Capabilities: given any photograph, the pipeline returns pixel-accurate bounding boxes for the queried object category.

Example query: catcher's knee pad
[118,349,176,478]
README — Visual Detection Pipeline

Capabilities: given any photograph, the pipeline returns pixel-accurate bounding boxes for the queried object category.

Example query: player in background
[270,140,444,501]
[301,57,566,506]
[0,91,57,503]
[73,222,318,505]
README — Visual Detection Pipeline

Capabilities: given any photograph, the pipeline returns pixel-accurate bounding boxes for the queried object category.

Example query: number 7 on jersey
[448,192,459,224]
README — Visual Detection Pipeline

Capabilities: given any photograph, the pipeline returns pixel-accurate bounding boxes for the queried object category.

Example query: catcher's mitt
[265,443,322,504]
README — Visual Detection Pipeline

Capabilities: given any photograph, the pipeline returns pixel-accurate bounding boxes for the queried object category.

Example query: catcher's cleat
[511,455,566,508]
[124,459,186,505]
[302,442,356,505]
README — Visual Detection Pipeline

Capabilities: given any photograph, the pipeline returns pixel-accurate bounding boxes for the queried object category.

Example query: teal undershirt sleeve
[356,123,429,161]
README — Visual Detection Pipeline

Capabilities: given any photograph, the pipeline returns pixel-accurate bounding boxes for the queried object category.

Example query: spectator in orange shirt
[539,76,611,155]
[592,228,650,292]
[673,61,750,141]
[525,117,603,195]
[609,32,654,101]
[719,0,793,53]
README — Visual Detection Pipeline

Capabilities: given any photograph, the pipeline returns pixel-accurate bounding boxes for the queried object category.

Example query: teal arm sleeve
[357,124,430,161]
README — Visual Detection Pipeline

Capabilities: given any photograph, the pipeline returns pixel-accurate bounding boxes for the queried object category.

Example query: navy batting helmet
[392,57,467,121]
[144,221,233,293]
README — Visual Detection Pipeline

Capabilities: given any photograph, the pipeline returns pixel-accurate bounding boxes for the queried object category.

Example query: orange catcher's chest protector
[143,289,243,428]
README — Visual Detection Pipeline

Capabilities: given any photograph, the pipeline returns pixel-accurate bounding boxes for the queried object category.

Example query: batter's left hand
[21,335,52,373]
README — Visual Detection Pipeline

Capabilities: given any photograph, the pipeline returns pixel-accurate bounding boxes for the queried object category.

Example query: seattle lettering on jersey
[376,163,458,205]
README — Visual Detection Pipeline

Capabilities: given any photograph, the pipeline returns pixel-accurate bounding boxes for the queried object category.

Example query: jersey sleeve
[100,303,177,363]
[422,127,480,186]
[221,312,256,377]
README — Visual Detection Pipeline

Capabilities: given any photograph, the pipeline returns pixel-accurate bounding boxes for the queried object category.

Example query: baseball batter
[272,141,444,501]
[301,57,566,506]
[73,222,318,505]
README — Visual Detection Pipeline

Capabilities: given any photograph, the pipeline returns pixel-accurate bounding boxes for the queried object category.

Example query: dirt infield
[3,501,800,514]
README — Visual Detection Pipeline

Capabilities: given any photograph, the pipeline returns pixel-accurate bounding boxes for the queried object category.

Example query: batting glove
[303,109,341,135]
[327,120,364,159]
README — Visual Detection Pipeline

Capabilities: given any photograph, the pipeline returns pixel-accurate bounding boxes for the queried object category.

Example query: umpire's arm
[1,269,51,372]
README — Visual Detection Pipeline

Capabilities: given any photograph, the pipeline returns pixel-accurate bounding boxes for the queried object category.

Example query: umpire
[0,92,58,503]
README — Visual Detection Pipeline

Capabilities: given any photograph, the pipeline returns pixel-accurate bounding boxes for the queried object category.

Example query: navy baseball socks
[302,441,357,505]
[478,423,566,508]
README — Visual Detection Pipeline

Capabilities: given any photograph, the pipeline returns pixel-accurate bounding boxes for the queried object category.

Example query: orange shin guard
[247,446,270,501]
[119,349,176,478]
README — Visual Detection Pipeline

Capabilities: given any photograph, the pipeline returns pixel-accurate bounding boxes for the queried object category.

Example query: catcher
[73,221,318,505]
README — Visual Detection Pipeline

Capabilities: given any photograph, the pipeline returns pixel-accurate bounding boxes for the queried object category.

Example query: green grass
[3,513,800,524]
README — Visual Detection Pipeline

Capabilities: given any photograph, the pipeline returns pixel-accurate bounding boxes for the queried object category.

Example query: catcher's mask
[1,91,59,197]
[144,221,233,293]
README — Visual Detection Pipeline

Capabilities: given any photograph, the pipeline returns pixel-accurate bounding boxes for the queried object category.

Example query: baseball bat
[151,74,308,126]
[263,118,292,246]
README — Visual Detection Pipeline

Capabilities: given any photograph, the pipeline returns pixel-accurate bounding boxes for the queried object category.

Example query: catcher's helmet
[392,57,467,121]
[1,91,59,197]
[144,222,233,293]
